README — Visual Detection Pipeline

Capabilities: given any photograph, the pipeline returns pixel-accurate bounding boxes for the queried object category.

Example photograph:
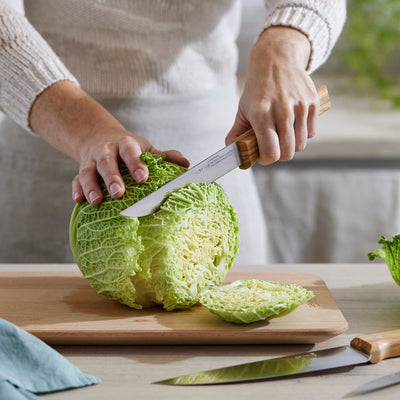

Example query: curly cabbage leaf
[368,235,400,286]
[199,279,314,324]
[70,153,240,310]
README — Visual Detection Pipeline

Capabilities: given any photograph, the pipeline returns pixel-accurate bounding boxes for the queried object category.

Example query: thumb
[225,113,252,146]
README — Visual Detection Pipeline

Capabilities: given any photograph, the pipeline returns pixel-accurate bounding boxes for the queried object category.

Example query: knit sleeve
[263,0,346,73]
[0,3,79,133]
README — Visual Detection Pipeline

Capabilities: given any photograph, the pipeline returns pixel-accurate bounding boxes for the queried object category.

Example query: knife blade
[346,371,400,397]
[120,85,331,218]
[154,329,400,385]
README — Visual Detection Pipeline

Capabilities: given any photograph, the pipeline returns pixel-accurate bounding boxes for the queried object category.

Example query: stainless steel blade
[154,346,370,385]
[348,371,400,396]
[120,142,241,217]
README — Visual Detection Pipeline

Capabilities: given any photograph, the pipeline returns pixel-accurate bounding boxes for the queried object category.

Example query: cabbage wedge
[200,279,314,324]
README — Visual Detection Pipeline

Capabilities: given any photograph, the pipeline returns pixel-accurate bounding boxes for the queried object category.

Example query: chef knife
[120,85,331,218]
[346,370,400,396]
[154,329,400,385]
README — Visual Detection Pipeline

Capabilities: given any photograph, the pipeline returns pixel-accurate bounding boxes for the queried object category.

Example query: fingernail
[110,183,121,197]
[73,192,81,202]
[133,169,146,183]
[88,191,100,204]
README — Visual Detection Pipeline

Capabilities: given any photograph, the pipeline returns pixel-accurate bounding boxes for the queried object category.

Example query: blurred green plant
[336,0,400,106]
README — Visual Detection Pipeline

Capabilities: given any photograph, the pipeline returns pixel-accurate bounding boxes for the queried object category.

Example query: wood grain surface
[0,270,348,345]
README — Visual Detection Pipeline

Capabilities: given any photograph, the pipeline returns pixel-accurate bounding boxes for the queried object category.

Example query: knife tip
[119,210,144,218]
[343,390,365,398]
[152,379,176,385]
[119,211,133,217]
[119,208,153,218]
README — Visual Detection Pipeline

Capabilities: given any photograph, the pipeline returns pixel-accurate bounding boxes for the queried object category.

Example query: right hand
[225,27,317,165]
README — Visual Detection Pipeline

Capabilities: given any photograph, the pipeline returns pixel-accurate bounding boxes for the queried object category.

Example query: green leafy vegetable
[69,153,240,310]
[199,279,314,324]
[368,235,400,286]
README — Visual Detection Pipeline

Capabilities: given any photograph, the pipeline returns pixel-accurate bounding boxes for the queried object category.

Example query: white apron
[0,83,267,264]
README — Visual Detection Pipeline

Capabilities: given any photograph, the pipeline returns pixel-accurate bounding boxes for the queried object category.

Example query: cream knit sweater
[0,0,346,132]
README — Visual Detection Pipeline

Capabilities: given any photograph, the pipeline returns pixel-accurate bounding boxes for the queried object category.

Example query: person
[0,1,346,263]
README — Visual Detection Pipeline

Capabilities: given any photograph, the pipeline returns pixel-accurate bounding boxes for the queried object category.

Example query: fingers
[76,162,103,205]
[79,142,128,206]
[72,175,85,203]
[96,144,126,197]
[293,100,308,153]
[72,135,148,205]
[245,114,280,165]
[163,149,190,168]
[225,113,251,146]
[235,90,318,166]
[274,103,296,162]
[118,136,149,184]
[72,134,190,205]
[307,99,319,139]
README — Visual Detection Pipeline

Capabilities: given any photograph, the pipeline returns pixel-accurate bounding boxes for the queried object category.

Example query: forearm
[29,80,125,163]
[29,80,151,204]
[30,79,189,205]
[0,7,79,132]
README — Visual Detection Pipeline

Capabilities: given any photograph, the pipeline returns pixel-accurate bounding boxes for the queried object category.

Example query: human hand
[30,80,189,205]
[72,127,189,205]
[226,26,319,164]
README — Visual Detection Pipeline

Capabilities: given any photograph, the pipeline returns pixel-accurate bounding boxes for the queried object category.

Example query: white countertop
[2,263,400,400]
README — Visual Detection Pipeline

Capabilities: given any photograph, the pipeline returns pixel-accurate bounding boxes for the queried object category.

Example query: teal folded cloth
[0,318,100,399]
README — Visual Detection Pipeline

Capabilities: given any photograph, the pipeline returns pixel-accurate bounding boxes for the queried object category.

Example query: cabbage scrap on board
[368,235,400,286]
[199,280,314,324]
[70,152,240,311]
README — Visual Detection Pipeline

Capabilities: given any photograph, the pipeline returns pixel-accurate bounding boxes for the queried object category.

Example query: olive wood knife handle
[236,84,331,169]
[351,330,400,364]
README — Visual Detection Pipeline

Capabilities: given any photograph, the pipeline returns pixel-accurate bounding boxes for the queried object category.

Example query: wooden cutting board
[0,270,347,345]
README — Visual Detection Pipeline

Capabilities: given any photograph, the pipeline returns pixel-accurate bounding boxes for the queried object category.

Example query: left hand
[226,26,319,164]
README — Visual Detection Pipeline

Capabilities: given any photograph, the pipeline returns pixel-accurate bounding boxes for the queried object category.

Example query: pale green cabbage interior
[199,279,314,324]
[70,153,240,310]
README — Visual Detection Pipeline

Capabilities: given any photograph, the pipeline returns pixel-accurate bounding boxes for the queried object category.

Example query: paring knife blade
[346,371,400,397]
[154,329,400,385]
[120,85,331,218]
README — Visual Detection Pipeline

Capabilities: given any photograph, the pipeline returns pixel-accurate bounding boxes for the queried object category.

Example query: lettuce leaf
[368,235,400,286]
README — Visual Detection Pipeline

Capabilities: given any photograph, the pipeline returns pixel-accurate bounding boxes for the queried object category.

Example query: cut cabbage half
[200,279,314,324]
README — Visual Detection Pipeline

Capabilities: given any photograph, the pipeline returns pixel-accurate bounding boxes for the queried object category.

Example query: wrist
[251,26,311,70]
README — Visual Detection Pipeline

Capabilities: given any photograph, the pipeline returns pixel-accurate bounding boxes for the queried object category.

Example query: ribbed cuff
[0,11,79,133]
[262,5,331,73]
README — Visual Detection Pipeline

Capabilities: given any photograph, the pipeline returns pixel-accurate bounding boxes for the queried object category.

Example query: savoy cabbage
[69,153,240,310]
